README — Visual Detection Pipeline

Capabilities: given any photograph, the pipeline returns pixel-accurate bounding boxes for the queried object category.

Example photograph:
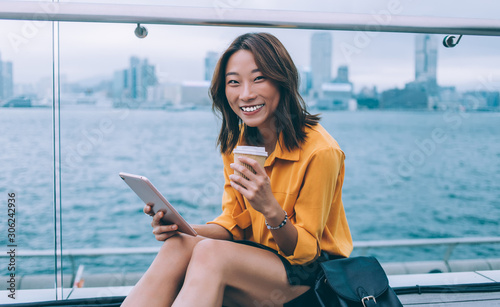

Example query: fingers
[229,172,249,188]
[151,211,174,227]
[229,178,247,195]
[154,232,179,241]
[230,162,258,183]
[147,210,179,241]
[152,224,179,241]
[235,156,265,175]
[144,202,154,216]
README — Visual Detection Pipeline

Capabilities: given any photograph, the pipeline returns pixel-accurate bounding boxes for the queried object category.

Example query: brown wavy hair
[211,32,319,154]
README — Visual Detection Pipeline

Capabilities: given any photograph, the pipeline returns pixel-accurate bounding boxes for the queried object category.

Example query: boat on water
[1,1,500,306]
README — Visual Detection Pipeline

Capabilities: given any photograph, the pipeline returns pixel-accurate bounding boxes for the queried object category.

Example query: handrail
[0,1,500,36]
[4,237,499,258]
[353,237,500,269]
[353,236,500,248]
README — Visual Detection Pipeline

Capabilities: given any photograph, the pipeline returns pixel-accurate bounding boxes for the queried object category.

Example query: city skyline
[1,33,499,94]
[3,30,496,111]
[1,30,499,111]
[0,12,500,95]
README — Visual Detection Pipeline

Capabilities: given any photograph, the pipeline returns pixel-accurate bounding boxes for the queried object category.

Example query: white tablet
[119,172,197,236]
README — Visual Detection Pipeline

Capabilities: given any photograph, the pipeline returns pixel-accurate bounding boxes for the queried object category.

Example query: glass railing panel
[0,19,57,302]
[57,21,225,281]
[56,19,500,274]
[323,32,500,262]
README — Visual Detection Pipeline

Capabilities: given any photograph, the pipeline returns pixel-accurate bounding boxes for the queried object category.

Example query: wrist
[265,210,287,230]
[263,201,287,229]
[262,200,283,222]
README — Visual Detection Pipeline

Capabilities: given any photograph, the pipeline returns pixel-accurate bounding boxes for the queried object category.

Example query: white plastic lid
[233,146,268,157]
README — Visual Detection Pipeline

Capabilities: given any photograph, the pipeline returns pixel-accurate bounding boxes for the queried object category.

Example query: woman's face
[225,50,280,132]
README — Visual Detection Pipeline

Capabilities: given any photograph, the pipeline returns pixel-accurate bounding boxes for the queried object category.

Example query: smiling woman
[211,32,322,155]
[121,32,352,307]
[224,49,281,153]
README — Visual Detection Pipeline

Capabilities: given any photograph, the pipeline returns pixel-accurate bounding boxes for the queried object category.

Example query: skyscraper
[334,66,349,83]
[0,52,13,101]
[310,32,332,95]
[113,57,157,104]
[129,56,140,99]
[2,62,13,100]
[205,51,218,81]
[415,34,438,93]
[127,56,156,100]
[0,52,3,100]
[112,69,127,101]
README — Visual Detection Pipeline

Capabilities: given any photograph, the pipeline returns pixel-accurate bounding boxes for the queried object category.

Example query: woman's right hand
[144,203,179,241]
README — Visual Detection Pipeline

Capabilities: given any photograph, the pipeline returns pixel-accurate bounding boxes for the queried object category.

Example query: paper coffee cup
[233,146,268,179]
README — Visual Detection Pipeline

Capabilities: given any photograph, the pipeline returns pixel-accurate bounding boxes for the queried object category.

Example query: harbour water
[1,107,499,275]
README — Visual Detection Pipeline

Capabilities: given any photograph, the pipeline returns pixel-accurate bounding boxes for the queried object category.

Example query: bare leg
[172,240,310,307]
[121,234,204,307]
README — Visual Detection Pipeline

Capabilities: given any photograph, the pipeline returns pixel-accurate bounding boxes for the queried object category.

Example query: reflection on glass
[0,9,499,303]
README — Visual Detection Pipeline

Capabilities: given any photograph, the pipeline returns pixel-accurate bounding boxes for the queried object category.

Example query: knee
[159,233,198,257]
[189,239,228,272]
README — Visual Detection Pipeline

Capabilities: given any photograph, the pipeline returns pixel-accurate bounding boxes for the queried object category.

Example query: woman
[122,32,352,307]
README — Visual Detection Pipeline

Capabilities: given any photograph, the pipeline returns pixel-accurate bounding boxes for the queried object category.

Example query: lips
[240,104,264,112]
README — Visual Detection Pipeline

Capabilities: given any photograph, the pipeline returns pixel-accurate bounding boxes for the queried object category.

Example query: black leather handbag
[314,256,403,307]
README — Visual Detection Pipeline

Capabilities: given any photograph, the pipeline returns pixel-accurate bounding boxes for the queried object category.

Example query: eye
[254,76,266,82]
[227,80,239,85]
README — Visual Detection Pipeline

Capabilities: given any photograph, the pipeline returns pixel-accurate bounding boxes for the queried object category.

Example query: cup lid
[233,146,268,157]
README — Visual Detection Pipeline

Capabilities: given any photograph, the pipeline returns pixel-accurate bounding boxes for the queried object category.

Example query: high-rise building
[129,56,140,99]
[2,62,13,100]
[310,32,332,95]
[129,56,156,100]
[113,57,157,105]
[0,52,14,101]
[334,66,349,83]
[205,51,218,81]
[141,59,156,89]
[415,34,438,94]
[298,68,312,95]
[112,69,127,101]
[0,52,3,100]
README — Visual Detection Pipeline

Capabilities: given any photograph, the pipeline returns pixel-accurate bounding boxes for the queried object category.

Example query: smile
[240,104,264,112]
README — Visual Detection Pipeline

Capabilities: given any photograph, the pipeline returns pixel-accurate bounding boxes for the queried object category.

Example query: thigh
[206,241,310,307]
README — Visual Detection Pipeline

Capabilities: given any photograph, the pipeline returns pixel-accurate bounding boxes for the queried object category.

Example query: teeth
[241,104,264,112]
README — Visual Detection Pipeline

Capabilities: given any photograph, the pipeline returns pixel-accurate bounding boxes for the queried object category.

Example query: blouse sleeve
[206,154,250,241]
[280,147,346,264]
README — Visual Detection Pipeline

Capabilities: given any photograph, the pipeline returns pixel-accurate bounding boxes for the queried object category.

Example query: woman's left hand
[229,156,279,216]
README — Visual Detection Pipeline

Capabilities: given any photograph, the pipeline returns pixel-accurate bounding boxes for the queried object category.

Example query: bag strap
[394,282,500,295]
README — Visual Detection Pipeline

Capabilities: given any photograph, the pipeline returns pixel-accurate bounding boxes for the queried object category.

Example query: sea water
[1,107,499,275]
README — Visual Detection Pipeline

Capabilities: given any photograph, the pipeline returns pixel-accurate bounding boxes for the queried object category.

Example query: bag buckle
[361,295,377,307]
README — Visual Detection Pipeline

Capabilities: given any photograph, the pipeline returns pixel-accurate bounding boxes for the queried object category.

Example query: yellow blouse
[208,124,353,265]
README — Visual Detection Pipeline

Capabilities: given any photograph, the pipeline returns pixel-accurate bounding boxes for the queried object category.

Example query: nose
[240,83,257,101]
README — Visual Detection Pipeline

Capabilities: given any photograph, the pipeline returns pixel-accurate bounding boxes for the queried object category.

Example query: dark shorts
[234,240,342,287]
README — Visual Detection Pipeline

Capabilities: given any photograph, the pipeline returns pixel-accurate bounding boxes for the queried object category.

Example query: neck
[258,127,278,156]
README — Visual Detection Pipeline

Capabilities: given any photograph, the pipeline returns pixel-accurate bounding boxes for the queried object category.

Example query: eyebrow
[225,68,260,77]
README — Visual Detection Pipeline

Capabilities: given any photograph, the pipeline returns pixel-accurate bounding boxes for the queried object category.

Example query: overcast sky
[0,0,499,92]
